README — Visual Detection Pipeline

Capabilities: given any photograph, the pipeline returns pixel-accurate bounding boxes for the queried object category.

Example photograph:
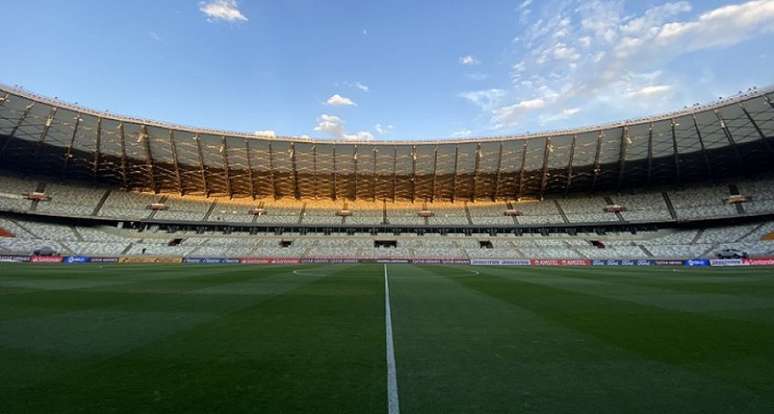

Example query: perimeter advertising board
[684,259,710,267]
[744,258,774,266]
[0,255,31,263]
[119,256,183,264]
[470,259,531,266]
[64,256,91,264]
[531,259,591,266]
[709,259,747,267]
[31,256,63,263]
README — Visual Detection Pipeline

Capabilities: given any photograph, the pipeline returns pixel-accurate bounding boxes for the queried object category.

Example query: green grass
[1,264,774,413]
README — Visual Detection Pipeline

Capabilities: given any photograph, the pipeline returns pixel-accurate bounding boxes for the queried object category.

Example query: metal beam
[92,118,102,177]
[195,134,209,196]
[0,103,34,159]
[141,125,157,193]
[332,145,338,200]
[62,114,81,174]
[646,124,654,185]
[392,146,398,202]
[290,142,299,199]
[431,146,438,202]
[670,120,681,185]
[411,145,417,202]
[352,145,358,200]
[692,114,712,178]
[451,145,459,202]
[714,110,745,173]
[267,142,277,199]
[244,139,256,199]
[539,138,551,199]
[372,148,378,202]
[169,130,183,195]
[34,107,57,157]
[616,127,628,190]
[471,143,481,202]
[493,143,503,201]
[590,131,603,191]
[222,136,232,198]
[119,123,129,189]
[312,145,318,199]
[516,141,528,199]
[565,135,577,194]
[740,104,774,158]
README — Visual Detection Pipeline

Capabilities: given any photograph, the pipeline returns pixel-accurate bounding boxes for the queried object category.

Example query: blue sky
[1,0,773,141]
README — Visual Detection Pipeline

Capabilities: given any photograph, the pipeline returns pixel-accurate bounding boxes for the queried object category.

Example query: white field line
[384,264,400,414]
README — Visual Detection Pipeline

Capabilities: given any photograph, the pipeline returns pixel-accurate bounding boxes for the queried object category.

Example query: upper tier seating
[557,196,619,223]
[668,185,737,220]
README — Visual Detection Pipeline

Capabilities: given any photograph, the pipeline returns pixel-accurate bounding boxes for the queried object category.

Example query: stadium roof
[1,83,773,201]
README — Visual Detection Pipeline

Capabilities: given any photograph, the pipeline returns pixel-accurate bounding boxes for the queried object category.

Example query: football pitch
[1,264,774,413]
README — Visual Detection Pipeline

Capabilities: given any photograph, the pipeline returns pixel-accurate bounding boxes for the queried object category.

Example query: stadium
[3,1,774,412]
[2,83,774,263]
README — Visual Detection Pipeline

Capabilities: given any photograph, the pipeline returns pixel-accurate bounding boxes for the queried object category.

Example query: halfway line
[384,264,400,414]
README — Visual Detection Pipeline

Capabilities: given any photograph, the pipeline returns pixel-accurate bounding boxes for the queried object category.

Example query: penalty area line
[384,264,400,414]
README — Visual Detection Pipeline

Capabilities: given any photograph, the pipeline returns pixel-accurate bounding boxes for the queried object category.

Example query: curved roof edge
[1,81,772,145]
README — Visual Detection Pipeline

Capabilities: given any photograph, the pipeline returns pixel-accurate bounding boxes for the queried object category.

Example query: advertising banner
[376,259,410,264]
[64,256,91,264]
[654,259,684,266]
[119,256,183,264]
[531,259,591,266]
[240,258,272,265]
[302,258,359,264]
[90,257,119,264]
[743,258,774,266]
[709,259,747,267]
[470,259,531,266]
[270,258,302,265]
[684,259,710,267]
[0,255,31,263]
[31,256,63,263]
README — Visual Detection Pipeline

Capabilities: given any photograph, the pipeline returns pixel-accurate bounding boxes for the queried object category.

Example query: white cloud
[460,55,480,65]
[375,124,394,135]
[254,130,276,137]
[326,94,357,106]
[459,89,506,111]
[451,129,473,138]
[470,0,774,131]
[314,115,375,141]
[199,0,247,22]
[626,85,673,98]
[314,114,345,137]
[353,82,369,92]
[342,131,375,141]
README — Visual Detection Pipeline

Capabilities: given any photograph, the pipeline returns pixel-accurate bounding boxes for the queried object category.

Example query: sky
[1,0,773,141]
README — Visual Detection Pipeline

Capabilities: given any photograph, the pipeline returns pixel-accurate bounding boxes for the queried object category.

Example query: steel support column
[195,134,209,196]
[0,103,34,158]
[244,140,256,199]
[222,136,232,197]
[410,145,417,202]
[392,146,398,202]
[92,118,102,177]
[616,127,628,190]
[62,114,81,173]
[590,131,603,191]
[119,123,129,189]
[267,142,277,199]
[430,147,439,202]
[169,131,183,195]
[290,142,299,200]
[372,148,378,202]
[352,145,358,200]
[451,145,459,202]
[670,120,681,184]
[740,104,774,158]
[692,114,712,178]
[516,142,528,199]
[312,145,318,199]
[646,125,654,185]
[493,143,503,201]
[332,145,337,200]
[565,135,577,194]
[141,125,157,193]
[539,138,552,199]
[714,111,745,172]
[471,143,481,202]
[34,108,57,157]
